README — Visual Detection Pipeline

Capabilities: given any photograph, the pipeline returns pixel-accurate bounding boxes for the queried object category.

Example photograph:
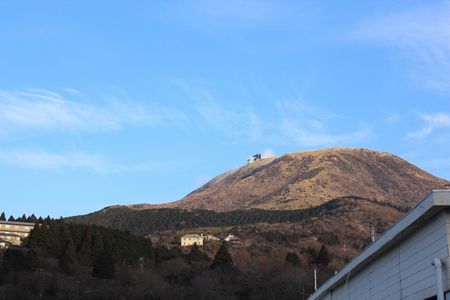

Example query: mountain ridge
[115,147,448,212]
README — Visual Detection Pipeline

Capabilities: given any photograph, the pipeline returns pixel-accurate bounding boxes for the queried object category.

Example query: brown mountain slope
[153,148,449,211]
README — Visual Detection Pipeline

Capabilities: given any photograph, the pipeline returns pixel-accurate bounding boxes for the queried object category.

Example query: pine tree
[60,224,76,257]
[8,215,15,221]
[285,252,301,266]
[210,242,233,269]
[0,212,5,221]
[186,243,209,263]
[20,214,27,222]
[59,254,76,274]
[92,249,115,279]
[78,226,93,257]
[28,214,38,223]
[316,245,330,266]
[27,223,48,248]
[63,236,77,258]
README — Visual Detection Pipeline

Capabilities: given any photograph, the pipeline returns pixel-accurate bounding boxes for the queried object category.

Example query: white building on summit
[247,154,262,164]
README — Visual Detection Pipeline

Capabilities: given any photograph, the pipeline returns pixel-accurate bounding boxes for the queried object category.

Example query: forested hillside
[67,196,404,236]
[0,218,331,299]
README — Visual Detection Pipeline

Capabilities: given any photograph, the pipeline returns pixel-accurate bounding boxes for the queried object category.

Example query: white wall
[320,210,450,300]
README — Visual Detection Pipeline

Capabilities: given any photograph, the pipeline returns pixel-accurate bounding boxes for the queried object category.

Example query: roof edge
[309,190,450,300]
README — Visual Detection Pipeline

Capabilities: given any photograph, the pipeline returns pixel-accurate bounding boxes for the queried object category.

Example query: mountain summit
[153,148,448,211]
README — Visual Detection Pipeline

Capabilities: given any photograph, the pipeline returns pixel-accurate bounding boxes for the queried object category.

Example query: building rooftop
[181,234,203,238]
[309,190,450,300]
[0,220,35,226]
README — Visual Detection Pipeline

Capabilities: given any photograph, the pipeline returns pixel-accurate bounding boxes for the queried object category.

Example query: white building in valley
[309,190,450,300]
[181,234,204,246]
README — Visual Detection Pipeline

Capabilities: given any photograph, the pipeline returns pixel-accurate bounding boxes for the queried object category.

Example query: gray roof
[309,190,450,300]
[0,220,35,227]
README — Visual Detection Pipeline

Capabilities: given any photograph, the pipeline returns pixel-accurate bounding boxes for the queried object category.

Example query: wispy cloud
[276,100,370,147]
[0,149,108,173]
[408,112,450,139]
[174,80,262,141]
[176,80,371,147]
[197,100,261,142]
[349,1,450,92]
[0,148,179,174]
[281,119,371,147]
[0,88,186,136]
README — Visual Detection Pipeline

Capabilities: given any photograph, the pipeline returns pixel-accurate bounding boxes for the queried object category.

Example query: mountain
[148,148,449,211]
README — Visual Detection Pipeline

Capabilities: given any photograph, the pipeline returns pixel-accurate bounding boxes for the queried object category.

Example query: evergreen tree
[154,245,176,265]
[8,215,15,222]
[46,224,62,256]
[27,223,47,248]
[20,214,27,222]
[316,245,330,266]
[60,224,76,257]
[0,212,5,221]
[92,249,115,279]
[3,248,25,271]
[59,254,76,274]
[24,250,39,271]
[28,214,38,223]
[185,243,209,263]
[63,236,77,258]
[285,252,301,266]
[78,226,93,257]
[210,242,233,269]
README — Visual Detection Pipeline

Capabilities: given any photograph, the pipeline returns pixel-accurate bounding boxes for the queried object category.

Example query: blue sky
[0,0,449,217]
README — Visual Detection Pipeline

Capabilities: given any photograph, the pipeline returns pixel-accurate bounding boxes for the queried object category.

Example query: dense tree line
[25,220,154,267]
[0,216,335,299]
[67,207,317,235]
[0,212,48,223]
[66,196,404,236]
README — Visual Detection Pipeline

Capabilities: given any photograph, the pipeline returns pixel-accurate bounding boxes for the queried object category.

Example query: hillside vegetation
[67,196,404,236]
[119,148,449,212]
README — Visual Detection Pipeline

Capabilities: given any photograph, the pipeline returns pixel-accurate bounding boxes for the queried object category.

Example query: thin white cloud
[281,119,371,147]
[408,113,450,139]
[176,81,371,147]
[349,2,450,92]
[276,99,370,147]
[0,149,108,173]
[197,100,262,142]
[0,148,179,174]
[0,88,186,136]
